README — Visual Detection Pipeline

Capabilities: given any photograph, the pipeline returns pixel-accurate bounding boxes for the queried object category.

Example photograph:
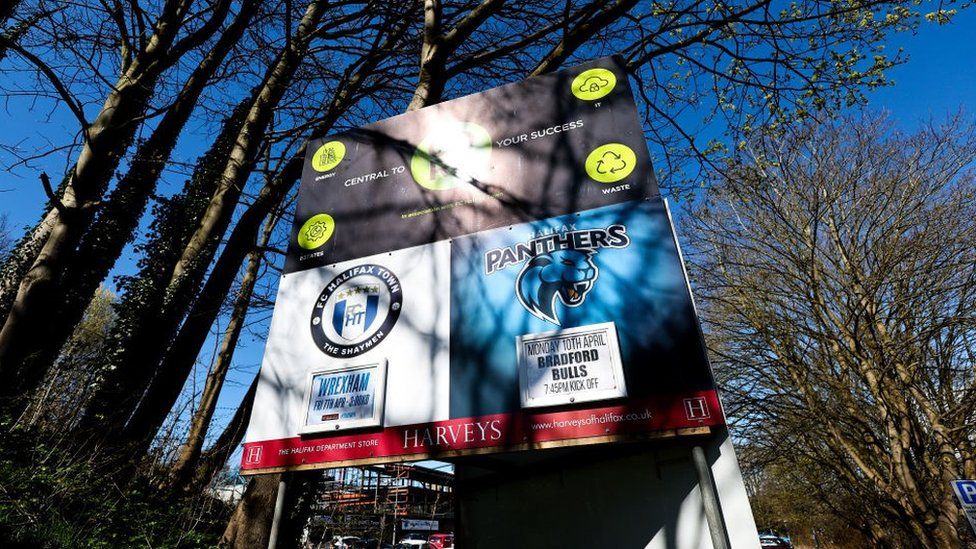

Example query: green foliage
[22,286,117,430]
[0,424,232,548]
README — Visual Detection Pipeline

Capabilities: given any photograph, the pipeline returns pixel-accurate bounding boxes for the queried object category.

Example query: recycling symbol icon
[584,143,636,183]
[595,150,628,175]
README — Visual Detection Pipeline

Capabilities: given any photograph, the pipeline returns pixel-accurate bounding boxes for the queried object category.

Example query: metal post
[692,445,731,549]
[268,475,288,549]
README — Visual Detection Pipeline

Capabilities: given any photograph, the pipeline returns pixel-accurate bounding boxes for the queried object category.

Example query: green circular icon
[311,141,345,172]
[297,213,335,250]
[585,143,636,183]
[410,122,492,191]
[571,68,617,101]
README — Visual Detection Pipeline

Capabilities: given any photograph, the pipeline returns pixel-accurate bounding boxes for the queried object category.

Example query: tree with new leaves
[686,113,976,547]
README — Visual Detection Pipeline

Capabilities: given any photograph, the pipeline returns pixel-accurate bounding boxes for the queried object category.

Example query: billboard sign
[241,57,724,474]
[301,361,388,434]
[285,56,656,273]
[516,322,627,408]
[402,519,439,531]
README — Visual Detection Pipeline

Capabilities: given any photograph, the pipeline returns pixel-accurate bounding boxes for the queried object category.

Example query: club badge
[310,264,402,357]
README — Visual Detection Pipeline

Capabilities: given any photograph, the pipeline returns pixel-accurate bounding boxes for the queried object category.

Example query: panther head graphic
[516,249,599,324]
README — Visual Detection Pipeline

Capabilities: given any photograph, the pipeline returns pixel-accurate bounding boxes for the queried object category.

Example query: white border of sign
[299,359,389,435]
[516,322,627,408]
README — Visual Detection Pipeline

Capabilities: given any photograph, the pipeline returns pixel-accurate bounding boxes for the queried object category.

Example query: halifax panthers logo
[484,224,630,325]
[517,249,598,324]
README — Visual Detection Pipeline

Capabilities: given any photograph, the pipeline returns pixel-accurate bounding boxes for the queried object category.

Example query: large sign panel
[242,57,724,474]
[286,56,656,273]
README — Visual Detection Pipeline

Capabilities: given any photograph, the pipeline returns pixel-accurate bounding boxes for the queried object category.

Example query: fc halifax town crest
[310,264,402,357]
[483,224,631,324]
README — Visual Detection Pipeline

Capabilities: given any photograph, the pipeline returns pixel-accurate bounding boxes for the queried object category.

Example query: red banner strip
[241,390,723,471]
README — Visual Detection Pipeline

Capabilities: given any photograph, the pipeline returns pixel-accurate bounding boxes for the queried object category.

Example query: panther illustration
[516,249,599,325]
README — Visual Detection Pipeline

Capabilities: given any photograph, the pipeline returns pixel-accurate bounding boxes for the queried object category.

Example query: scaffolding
[306,463,454,546]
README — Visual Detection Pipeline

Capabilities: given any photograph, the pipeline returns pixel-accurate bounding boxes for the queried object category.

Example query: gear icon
[305,220,329,241]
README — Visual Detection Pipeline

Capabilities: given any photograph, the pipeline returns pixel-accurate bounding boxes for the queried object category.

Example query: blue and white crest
[310,264,402,357]
[331,289,380,340]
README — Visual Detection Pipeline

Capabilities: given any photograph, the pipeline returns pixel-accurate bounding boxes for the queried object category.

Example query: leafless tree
[686,113,976,548]
[0,0,240,400]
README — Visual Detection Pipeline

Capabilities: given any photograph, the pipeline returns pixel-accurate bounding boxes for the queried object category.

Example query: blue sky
[4,9,975,227]
[2,7,975,463]
[871,8,976,122]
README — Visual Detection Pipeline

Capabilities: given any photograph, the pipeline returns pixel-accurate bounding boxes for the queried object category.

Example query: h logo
[245,445,263,465]
[683,397,710,420]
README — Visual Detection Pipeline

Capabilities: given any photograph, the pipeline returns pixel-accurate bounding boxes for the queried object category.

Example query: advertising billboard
[241,57,724,474]
[285,56,656,273]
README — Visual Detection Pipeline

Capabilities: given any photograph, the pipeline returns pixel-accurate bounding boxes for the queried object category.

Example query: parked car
[427,533,453,549]
[758,533,793,549]
[396,533,428,547]
[393,542,428,549]
[350,539,392,549]
[331,536,362,549]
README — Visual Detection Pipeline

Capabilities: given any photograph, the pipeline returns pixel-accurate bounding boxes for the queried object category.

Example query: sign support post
[267,475,288,549]
[692,444,731,549]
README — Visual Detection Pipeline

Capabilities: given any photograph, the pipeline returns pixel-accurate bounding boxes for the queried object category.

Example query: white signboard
[516,322,626,408]
[301,360,388,434]
[952,479,976,534]
[402,519,439,531]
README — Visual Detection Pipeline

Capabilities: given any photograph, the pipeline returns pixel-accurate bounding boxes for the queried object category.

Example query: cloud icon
[579,75,610,93]
[595,150,627,174]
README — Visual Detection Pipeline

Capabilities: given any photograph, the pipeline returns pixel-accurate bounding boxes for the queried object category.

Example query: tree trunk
[122,176,290,450]
[124,14,404,448]
[73,100,253,437]
[81,0,330,444]
[0,0,222,407]
[192,376,257,493]
[221,473,280,548]
[6,0,260,405]
[220,470,322,549]
[0,204,59,325]
[166,216,274,494]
